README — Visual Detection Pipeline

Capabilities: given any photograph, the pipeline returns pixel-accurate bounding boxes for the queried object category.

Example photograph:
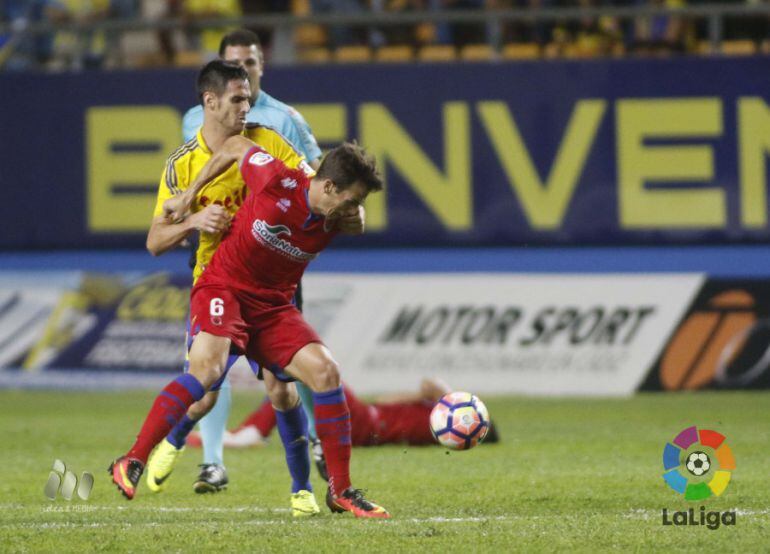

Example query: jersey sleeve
[240,146,288,195]
[152,165,175,218]
[152,154,190,217]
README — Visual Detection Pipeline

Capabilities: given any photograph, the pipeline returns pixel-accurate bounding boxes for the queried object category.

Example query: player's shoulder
[255,91,310,129]
[183,104,203,120]
[166,135,199,167]
[182,105,204,130]
[264,164,310,194]
[259,90,296,115]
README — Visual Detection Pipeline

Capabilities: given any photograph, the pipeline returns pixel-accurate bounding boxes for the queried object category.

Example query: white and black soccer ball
[429,392,490,450]
[685,451,711,476]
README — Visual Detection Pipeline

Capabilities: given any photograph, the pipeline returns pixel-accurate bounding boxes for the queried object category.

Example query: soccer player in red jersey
[110,137,389,518]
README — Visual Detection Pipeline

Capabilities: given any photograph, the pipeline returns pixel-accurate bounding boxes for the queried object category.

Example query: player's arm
[164,135,255,222]
[147,160,232,256]
[146,206,231,256]
[373,378,451,404]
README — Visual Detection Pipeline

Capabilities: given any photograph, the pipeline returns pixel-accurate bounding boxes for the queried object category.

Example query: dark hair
[196,60,249,104]
[316,143,383,193]
[219,29,262,57]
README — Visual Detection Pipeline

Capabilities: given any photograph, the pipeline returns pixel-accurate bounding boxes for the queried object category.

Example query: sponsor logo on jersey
[281,177,298,190]
[251,219,317,262]
[249,151,274,166]
[276,198,291,213]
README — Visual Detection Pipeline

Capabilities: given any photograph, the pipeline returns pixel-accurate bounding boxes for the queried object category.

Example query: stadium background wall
[1,56,770,249]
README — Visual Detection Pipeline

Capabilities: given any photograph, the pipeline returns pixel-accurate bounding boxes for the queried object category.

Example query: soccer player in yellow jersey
[138,60,324,516]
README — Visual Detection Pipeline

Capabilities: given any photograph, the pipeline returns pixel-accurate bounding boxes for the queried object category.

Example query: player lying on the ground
[186,378,499,450]
[111,138,389,518]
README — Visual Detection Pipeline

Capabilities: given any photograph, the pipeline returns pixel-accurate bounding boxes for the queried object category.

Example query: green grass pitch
[1,389,768,552]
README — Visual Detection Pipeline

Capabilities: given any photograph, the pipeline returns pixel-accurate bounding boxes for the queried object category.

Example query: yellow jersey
[153,124,314,283]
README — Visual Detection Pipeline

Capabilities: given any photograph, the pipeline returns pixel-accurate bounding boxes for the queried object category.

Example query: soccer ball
[685,451,711,476]
[429,392,490,450]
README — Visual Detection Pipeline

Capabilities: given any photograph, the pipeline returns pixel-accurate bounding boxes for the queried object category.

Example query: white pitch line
[1,519,512,531]
[0,512,516,531]
[0,504,291,514]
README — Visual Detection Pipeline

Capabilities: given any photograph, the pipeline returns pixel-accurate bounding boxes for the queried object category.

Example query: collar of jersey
[196,128,212,155]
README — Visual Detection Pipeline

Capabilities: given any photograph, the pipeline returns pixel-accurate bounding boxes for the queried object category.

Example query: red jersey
[197,145,336,301]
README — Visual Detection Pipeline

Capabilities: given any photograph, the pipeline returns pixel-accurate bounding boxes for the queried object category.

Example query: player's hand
[188,205,231,234]
[336,204,366,235]
[325,202,363,234]
[163,192,195,223]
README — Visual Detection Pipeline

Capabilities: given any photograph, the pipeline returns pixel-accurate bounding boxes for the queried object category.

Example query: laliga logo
[661,426,736,530]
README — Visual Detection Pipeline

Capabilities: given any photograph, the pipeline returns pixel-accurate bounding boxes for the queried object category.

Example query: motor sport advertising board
[15,270,770,396]
[301,273,704,396]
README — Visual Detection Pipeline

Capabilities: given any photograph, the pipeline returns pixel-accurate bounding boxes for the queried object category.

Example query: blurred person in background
[52,0,137,68]
[311,0,370,47]
[0,0,68,70]
[550,0,620,57]
[369,0,426,48]
[240,0,291,55]
[54,0,109,68]
[631,0,692,54]
[181,0,241,59]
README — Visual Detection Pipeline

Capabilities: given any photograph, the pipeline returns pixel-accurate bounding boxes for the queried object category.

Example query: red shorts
[190,283,322,371]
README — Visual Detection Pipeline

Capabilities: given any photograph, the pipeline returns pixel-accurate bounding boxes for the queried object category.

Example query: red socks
[127,375,205,464]
[312,387,352,496]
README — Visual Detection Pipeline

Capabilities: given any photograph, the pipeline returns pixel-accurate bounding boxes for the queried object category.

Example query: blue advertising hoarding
[1,56,770,249]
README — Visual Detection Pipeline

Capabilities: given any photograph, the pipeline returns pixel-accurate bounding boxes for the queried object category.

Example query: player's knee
[268,382,298,411]
[310,360,340,392]
[187,354,226,389]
